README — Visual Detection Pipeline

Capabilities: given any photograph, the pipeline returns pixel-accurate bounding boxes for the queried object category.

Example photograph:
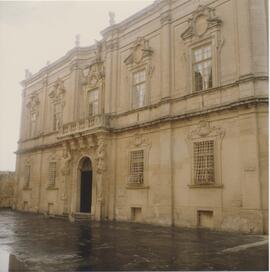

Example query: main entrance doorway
[80,158,92,213]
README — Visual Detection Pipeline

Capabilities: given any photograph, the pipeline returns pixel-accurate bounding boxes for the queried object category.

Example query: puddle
[0,250,27,272]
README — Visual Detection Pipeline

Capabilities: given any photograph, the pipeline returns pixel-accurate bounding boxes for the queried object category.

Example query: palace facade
[15,0,268,233]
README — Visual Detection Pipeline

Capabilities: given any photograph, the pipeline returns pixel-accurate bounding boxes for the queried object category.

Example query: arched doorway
[80,157,92,213]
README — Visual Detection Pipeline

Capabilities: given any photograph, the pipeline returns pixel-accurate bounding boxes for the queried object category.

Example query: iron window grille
[129,150,144,184]
[193,140,215,185]
[48,162,56,186]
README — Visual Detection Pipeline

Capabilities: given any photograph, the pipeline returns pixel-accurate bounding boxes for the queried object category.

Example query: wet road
[0,209,268,271]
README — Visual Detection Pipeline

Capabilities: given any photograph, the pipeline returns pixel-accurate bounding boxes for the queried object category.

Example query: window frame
[192,44,213,92]
[186,121,225,188]
[128,149,145,185]
[48,161,57,187]
[24,165,31,189]
[193,139,216,185]
[132,69,147,109]
[87,88,99,117]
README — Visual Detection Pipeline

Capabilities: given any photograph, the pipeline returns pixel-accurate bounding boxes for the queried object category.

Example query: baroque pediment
[124,37,153,66]
[181,5,222,41]
[82,61,105,89]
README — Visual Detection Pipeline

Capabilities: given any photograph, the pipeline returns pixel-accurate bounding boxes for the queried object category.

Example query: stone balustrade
[59,115,110,138]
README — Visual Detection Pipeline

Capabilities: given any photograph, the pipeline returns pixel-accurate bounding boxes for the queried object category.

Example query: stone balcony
[58,115,110,139]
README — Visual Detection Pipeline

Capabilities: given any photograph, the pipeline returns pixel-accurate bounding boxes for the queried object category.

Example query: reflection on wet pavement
[0,209,268,271]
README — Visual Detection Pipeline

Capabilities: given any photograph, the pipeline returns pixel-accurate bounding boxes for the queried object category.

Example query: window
[48,162,56,186]
[30,112,37,137]
[132,70,146,109]
[129,150,144,184]
[193,140,215,184]
[87,89,99,116]
[193,45,212,91]
[24,165,31,188]
[53,103,61,131]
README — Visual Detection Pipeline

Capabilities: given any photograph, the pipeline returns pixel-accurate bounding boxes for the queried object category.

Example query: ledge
[126,184,149,190]
[188,184,224,189]
[46,186,59,191]
[22,187,32,191]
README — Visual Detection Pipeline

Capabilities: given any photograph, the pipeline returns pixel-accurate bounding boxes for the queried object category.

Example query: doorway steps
[73,212,92,221]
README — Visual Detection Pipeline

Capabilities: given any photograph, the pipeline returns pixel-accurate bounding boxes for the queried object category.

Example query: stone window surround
[186,121,225,188]
[181,5,223,94]
[187,36,219,94]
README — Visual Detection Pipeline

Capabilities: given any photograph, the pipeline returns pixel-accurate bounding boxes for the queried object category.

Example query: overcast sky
[0,0,152,171]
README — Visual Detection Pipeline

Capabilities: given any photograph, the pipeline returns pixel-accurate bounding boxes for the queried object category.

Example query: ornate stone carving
[26,93,40,113]
[82,55,105,89]
[187,120,225,141]
[96,138,106,174]
[124,37,153,66]
[95,137,107,201]
[61,144,72,176]
[181,5,222,40]
[128,133,151,149]
[49,78,66,103]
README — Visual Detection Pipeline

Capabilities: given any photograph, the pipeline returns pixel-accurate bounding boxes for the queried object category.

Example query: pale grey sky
[0,0,152,171]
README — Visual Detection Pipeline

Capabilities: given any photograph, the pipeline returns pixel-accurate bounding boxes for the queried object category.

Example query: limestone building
[15,0,268,233]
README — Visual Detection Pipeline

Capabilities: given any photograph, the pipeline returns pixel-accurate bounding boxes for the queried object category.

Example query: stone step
[73,212,92,221]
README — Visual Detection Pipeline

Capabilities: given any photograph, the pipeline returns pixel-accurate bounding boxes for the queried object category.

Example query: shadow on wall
[0,171,15,208]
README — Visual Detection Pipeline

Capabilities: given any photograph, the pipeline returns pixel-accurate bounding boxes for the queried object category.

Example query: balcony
[58,115,110,139]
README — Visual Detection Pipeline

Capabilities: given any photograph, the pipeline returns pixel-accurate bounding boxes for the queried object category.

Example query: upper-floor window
[24,165,31,188]
[193,140,215,185]
[48,162,56,186]
[132,70,146,109]
[193,45,212,92]
[128,149,144,184]
[53,103,61,131]
[87,89,99,116]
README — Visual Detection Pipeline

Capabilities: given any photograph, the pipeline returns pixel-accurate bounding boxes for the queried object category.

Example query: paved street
[0,209,268,271]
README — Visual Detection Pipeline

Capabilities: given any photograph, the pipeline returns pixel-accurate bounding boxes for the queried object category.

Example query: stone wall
[0,171,15,208]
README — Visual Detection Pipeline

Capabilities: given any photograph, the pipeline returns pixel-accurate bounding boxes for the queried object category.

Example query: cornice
[21,46,96,87]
